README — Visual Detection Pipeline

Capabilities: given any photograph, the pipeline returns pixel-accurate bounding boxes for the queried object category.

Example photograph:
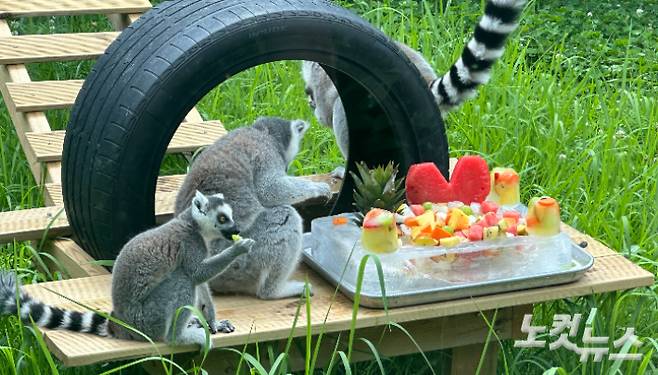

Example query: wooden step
[0,32,118,64]
[0,174,342,243]
[6,80,83,112]
[0,0,151,19]
[25,120,225,162]
[44,174,185,206]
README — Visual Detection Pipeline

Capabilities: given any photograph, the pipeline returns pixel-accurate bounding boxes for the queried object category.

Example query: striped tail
[0,271,109,336]
[431,0,526,113]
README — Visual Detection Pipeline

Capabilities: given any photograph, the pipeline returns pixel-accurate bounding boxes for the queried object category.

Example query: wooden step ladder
[0,0,228,277]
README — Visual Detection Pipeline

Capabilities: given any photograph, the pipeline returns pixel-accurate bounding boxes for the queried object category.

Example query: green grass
[1,0,657,373]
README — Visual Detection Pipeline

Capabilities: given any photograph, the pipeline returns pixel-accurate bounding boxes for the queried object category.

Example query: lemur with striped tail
[302,0,526,176]
[0,191,254,348]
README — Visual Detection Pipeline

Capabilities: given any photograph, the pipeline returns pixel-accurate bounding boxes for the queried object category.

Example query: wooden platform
[22,227,653,367]
[0,1,654,373]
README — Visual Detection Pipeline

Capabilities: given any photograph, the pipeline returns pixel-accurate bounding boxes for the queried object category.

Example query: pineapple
[350,161,406,218]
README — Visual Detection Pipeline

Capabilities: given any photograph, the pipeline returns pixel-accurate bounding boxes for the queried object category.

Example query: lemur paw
[234,238,255,254]
[215,319,235,333]
[312,182,332,201]
[330,166,345,180]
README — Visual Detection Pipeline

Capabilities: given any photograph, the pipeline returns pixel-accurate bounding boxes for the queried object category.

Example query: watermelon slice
[405,156,491,204]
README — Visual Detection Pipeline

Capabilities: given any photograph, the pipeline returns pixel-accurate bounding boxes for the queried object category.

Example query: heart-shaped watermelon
[405,156,490,204]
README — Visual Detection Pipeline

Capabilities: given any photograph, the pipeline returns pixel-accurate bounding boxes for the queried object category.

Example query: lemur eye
[217,214,227,223]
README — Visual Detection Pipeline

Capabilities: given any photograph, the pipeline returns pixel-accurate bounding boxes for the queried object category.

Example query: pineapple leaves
[350,161,406,216]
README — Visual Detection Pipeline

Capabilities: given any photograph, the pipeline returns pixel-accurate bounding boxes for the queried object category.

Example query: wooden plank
[0,0,151,18]
[451,343,498,375]
[0,20,60,187]
[25,120,226,162]
[7,80,207,119]
[0,206,69,242]
[20,254,653,367]
[45,239,110,278]
[6,80,83,112]
[0,174,342,243]
[0,32,118,64]
[44,175,184,207]
[146,306,526,374]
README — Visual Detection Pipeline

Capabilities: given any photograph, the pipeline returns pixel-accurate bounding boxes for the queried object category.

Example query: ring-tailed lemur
[175,117,330,299]
[302,0,526,176]
[0,191,254,347]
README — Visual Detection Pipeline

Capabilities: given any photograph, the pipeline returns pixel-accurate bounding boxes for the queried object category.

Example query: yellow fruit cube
[439,236,462,247]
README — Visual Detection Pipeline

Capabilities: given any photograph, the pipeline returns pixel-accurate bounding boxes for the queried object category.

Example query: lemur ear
[192,190,209,212]
[292,120,309,134]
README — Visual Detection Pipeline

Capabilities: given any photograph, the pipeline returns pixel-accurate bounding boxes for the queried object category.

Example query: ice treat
[488,167,520,205]
[526,196,561,236]
[361,208,400,253]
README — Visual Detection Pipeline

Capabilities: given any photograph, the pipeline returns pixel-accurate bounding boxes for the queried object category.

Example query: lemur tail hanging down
[431,0,526,113]
[0,272,109,337]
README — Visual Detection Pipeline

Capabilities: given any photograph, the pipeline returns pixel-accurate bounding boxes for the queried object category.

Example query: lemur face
[191,191,239,239]
[284,120,310,165]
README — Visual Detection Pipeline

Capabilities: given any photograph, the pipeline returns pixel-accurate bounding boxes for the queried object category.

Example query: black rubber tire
[62,0,449,261]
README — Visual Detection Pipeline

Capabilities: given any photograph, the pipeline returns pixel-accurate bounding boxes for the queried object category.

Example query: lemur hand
[311,182,332,201]
[232,238,255,256]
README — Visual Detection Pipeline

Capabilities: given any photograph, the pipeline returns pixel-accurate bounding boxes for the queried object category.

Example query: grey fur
[0,192,253,347]
[109,191,254,347]
[175,117,326,299]
[301,42,436,167]
[302,0,525,177]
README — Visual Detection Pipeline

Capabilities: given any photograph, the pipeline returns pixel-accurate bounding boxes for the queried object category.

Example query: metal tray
[302,233,594,308]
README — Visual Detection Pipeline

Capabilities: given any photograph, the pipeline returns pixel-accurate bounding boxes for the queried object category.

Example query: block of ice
[307,214,575,298]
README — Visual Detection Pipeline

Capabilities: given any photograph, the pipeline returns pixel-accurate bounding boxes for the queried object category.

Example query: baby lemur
[175,117,331,300]
[302,0,527,175]
[0,191,254,347]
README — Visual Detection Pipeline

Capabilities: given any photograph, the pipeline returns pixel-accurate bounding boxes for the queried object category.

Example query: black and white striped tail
[431,0,526,113]
[0,272,109,336]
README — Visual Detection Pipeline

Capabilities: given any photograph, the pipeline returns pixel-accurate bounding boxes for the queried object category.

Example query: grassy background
[1,0,657,373]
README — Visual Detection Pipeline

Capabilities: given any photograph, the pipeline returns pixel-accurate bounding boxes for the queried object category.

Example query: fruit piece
[442,225,454,234]
[461,206,474,215]
[361,208,399,253]
[503,210,521,223]
[231,234,242,242]
[405,162,451,204]
[404,217,419,227]
[332,217,349,225]
[351,161,406,216]
[405,156,490,204]
[488,167,520,205]
[498,219,509,231]
[413,235,438,246]
[431,226,453,240]
[526,196,561,236]
[410,204,426,216]
[455,230,468,238]
[449,156,491,204]
[481,201,499,214]
[506,224,518,235]
[440,237,462,247]
[447,208,470,230]
[482,212,499,227]
[468,224,484,241]
[422,202,433,211]
[517,224,528,235]
[484,226,500,240]
[416,210,436,229]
